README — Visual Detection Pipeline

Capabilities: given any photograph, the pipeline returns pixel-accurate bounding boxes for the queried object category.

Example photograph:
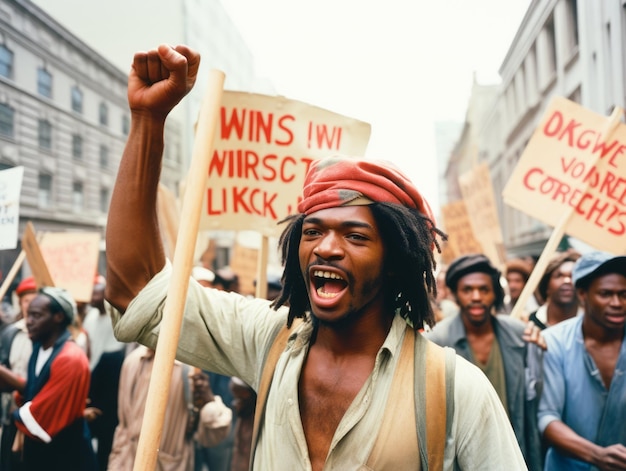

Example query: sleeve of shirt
[537,333,565,434]
[195,395,233,448]
[110,261,287,389]
[449,356,528,470]
[14,346,90,442]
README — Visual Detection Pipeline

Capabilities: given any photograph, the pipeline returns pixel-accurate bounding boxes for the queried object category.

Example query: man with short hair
[538,251,626,470]
[105,44,526,469]
[530,250,582,329]
[13,287,96,470]
[426,253,542,470]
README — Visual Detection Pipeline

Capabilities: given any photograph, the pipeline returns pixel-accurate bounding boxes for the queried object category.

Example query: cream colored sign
[440,200,483,263]
[459,163,506,265]
[200,91,371,237]
[503,97,626,254]
[39,232,101,302]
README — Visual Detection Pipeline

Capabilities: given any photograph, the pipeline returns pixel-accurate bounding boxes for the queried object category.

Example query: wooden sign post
[132,69,225,471]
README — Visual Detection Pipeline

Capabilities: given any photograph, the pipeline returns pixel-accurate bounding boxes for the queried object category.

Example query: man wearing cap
[426,253,542,470]
[104,44,526,470]
[12,287,95,470]
[529,250,582,330]
[538,251,626,471]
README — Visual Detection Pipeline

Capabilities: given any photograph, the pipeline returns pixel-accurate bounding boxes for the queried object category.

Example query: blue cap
[572,251,626,287]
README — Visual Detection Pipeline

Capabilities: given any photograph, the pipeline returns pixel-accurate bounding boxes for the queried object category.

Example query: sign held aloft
[200,92,371,237]
[0,166,24,250]
[503,97,626,254]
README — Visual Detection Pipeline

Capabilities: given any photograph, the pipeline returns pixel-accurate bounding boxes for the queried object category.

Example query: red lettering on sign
[220,108,296,145]
[542,109,625,167]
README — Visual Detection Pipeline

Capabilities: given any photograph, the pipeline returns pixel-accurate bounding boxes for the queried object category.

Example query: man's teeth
[316,287,339,298]
[313,270,344,280]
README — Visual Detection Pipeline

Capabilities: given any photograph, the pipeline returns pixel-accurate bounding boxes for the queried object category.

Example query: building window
[71,86,83,113]
[38,173,52,208]
[38,119,52,150]
[99,102,108,126]
[99,144,109,168]
[72,134,83,160]
[72,181,84,212]
[0,103,14,138]
[37,67,52,98]
[566,0,579,52]
[122,114,129,135]
[99,187,109,213]
[0,44,13,79]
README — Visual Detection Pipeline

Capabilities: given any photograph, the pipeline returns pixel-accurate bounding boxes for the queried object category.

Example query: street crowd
[0,44,624,471]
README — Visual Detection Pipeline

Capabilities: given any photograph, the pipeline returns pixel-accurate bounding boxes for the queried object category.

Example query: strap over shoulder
[250,319,303,470]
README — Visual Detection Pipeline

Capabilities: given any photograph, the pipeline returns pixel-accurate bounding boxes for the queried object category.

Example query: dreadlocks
[271,202,446,330]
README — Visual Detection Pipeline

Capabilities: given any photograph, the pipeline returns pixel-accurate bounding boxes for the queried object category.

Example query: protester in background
[0,277,36,471]
[105,44,526,469]
[504,257,539,318]
[193,266,235,471]
[14,277,37,322]
[12,287,96,470]
[539,251,626,470]
[228,377,255,471]
[108,346,232,471]
[426,254,542,470]
[529,250,582,330]
[82,275,126,471]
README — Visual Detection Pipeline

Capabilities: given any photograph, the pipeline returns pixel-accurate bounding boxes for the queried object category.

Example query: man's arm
[105,44,200,312]
[544,421,626,470]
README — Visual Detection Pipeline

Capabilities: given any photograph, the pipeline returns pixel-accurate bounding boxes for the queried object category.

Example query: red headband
[297,155,434,222]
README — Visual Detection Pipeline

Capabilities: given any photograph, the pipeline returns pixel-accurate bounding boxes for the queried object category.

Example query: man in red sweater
[13,287,96,470]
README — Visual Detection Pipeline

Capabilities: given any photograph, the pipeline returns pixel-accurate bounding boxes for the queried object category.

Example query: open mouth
[312,270,348,299]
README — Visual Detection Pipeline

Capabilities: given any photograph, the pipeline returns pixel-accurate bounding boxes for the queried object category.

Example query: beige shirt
[111,263,527,471]
[107,345,231,471]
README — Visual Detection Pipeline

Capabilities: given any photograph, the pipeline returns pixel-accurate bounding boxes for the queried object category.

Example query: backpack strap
[366,328,419,468]
[250,319,302,470]
[415,337,456,471]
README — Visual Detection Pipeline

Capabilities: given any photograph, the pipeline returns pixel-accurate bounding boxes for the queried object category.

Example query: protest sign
[0,166,24,250]
[22,222,54,289]
[459,163,506,266]
[503,97,626,254]
[200,92,371,237]
[440,200,483,263]
[39,232,101,302]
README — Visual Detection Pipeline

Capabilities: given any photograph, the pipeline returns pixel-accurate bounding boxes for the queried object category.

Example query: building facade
[444,0,626,257]
[0,0,267,281]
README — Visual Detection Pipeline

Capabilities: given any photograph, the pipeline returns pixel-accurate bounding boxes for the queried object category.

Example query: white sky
[220,0,530,212]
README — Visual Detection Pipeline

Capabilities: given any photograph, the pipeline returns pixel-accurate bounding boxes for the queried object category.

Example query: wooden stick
[0,249,26,302]
[510,105,624,320]
[21,222,54,288]
[132,69,225,471]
